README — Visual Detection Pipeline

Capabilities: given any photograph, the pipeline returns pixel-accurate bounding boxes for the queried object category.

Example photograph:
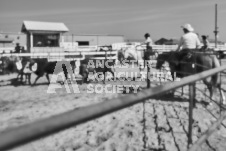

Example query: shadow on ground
[153,93,188,102]
[151,92,212,107]
[0,78,84,87]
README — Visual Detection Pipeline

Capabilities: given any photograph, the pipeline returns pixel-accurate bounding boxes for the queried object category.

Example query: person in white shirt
[142,33,154,60]
[144,33,153,48]
[176,24,201,52]
[176,24,201,61]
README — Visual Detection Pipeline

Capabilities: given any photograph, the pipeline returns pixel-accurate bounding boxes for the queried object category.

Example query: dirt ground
[1,65,226,151]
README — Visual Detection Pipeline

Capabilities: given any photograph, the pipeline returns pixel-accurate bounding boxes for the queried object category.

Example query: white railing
[77,46,98,51]
[1,44,226,54]
[1,44,226,62]
[0,47,15,53]
[136,45,226,52]
[0,51,118,62]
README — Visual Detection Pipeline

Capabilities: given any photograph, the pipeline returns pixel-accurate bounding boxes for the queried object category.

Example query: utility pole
[214,4,219,48]
[72,34,74,48]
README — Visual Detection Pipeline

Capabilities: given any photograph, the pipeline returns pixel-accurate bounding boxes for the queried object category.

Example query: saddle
[179,49,194,60]
[176,49,196,77]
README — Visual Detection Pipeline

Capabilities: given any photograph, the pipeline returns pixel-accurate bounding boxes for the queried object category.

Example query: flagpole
[214,4,219,48]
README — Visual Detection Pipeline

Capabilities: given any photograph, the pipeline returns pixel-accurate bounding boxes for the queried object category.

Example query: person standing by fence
[141,33,154,88]
[142,33,154,60]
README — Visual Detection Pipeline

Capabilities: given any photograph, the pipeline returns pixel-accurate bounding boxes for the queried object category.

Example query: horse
[156,50,226,104]
[118,45,158,71]
[156,52,179,81]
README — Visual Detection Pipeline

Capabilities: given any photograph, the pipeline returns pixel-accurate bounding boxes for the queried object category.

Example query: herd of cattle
[0,56,116,85]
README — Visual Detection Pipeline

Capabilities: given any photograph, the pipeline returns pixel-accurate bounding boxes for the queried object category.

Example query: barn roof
[21,21,69,33]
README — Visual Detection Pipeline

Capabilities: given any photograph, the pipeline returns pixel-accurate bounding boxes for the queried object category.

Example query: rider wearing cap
[143,33,154,60]
[144,33,153,48]
[176,24,201,60]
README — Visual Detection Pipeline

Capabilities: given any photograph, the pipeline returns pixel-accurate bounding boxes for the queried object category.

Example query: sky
[0,0,226,41]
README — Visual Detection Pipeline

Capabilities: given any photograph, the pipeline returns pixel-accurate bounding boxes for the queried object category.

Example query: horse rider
[201,35,209,51]
[176,24,201,63]
[142,33,154,60]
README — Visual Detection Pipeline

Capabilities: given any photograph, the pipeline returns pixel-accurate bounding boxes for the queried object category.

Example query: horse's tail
[211,55,221,87]
[209,55,226,104]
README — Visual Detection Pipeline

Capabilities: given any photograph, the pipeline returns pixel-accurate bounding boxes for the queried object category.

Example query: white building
[63,34,124,46]
[21,20,69,53]
[0,21,125,52]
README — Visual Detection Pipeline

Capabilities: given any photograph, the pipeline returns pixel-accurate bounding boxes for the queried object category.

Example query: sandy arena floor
[0,65,226,151]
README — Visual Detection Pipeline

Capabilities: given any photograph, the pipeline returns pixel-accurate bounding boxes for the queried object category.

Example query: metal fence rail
[0,65,226,150]
[189,111,226,151]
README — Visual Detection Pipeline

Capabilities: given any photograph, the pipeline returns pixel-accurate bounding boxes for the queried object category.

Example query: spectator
[142,33,154,60]
[36,41,42,47]
[21,46,26,53]
[201,35,209,51]
[15,43,21,53]
[47,40,51,47]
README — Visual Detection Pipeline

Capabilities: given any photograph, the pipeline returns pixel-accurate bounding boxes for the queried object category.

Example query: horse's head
[156,53,166,69]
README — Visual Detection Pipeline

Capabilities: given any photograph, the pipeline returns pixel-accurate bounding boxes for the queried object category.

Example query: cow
[31,58,76,85]
[79,57,115,84]
[1,56,77,85]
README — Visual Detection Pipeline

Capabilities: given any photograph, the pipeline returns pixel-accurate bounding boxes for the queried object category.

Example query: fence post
[143,49,145,71]
[188,83,195,149]
[1,53,3,72]
[219,57,222,116]
[147,61,151,88]
[105,50,107,60]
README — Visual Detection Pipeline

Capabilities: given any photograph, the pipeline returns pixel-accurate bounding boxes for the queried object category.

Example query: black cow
[32,58,76,85]
[1,56,77,85]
